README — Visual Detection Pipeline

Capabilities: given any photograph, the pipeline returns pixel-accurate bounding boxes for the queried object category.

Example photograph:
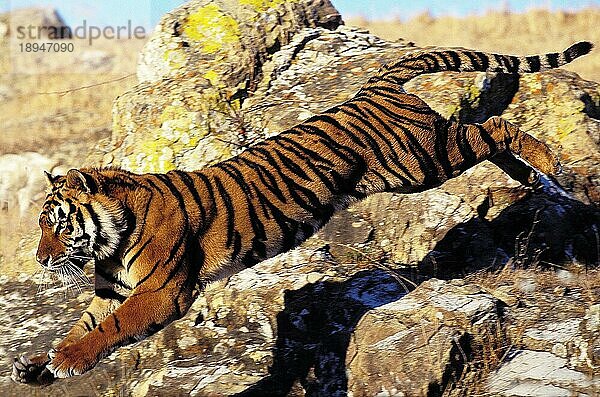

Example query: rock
[0,248,408,396]
[0,152,64,216]
[503,70,600,206]
[483,271,600,396]
[106,0,343,174]
[487,350,600,397]
[346,279,501,396]
[2,7,71,39]
[137,0,342,84]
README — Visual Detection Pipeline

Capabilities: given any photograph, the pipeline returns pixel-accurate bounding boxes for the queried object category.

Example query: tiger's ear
[66,169,97,193]
[44,171,56,186]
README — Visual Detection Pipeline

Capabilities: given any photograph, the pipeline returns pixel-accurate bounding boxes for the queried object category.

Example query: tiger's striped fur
[12,41,592,382]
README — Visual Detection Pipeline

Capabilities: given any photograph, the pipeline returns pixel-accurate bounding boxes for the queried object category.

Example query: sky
[1,0,599,29]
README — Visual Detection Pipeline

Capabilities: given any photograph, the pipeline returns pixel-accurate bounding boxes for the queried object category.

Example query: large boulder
[105,0,342,173]
[346,279,501,396]
[137,0,342,85]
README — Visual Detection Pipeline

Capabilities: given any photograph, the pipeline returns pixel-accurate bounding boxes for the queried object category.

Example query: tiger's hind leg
[489,151,542,188]
[479,116,561,177]
[458,116,561,187]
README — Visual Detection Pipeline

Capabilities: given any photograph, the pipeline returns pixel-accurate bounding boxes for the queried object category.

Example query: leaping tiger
[12,41,592,383]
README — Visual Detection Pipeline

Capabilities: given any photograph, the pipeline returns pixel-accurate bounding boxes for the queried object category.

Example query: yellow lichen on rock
[183,4,241,54]
[162,48,187,70]
[203,70,222,86]
[239,0,293,13]
[120,137,177,174]
[160,105,201,141]
[120,105,211,173]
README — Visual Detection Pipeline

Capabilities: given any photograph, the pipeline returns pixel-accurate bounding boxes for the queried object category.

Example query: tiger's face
[37,169,127,274]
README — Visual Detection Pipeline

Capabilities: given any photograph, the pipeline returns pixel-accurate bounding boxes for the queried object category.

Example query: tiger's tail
[372,41,593,86]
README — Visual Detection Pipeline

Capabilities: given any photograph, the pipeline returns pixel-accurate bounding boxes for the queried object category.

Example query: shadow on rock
[234,269,410,396]
[421,189,600,278]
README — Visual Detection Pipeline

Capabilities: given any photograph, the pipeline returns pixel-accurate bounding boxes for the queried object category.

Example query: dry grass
[347,8,600,82]
[0,38,144,155]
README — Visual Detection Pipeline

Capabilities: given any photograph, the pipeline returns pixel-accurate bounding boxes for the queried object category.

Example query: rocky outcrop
[348,273,600,396]
[105,0,342,173]
[1,7,71,39]
[0,152,65,215]
[1,0,600,396]
[3,263,600,396]
[137,0,342,84]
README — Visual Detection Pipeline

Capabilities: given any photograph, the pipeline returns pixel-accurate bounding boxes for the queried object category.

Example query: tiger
[12,41,592,383]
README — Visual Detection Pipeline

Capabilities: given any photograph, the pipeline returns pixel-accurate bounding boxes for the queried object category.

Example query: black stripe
[112,314,121,333]
[456,125,478,167]
[135,259,162,288]
[95,288,127,303]
[277,135,335,167]
[437,51,458,71]
[237,157,288,203]
[359,96,432,129]
[214,177,237,248]
[547,53,559,68]
[249,181,273,220]
[193,171,218,220]
[95,269,131,290]
[506,55,520,73]
[393,122,440,186]
[419,53,441,72]
[255,190,301,253]
[306,114,368,149]
[156,174,189,225]
[122,186,154,260]
[84,311,97,328]
[433,119,454,179]
[217,164,268,261]
[355,99,440,182]
[463,51,489,71]
[126,238,153,271]
[526,56,541,72]
[447,50,462,70]
[475,124,498,155]
[341,104,416,186]
[343,103,417,185]
[82,321,93,332]
[172,170,206,225]
[274,139,340,193]
[154,174,189,271]
[82,203,108,249]
[293,124,363,165]
[271,147,313,182]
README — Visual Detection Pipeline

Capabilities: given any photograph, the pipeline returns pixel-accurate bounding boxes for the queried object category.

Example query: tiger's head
[37,169,127,274]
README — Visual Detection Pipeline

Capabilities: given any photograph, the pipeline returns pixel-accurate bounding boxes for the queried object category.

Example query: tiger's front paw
[11,352,55,384]
[46,344,98,378]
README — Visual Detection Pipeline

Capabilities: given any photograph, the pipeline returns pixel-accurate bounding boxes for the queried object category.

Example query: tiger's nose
[36,253,50,267]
